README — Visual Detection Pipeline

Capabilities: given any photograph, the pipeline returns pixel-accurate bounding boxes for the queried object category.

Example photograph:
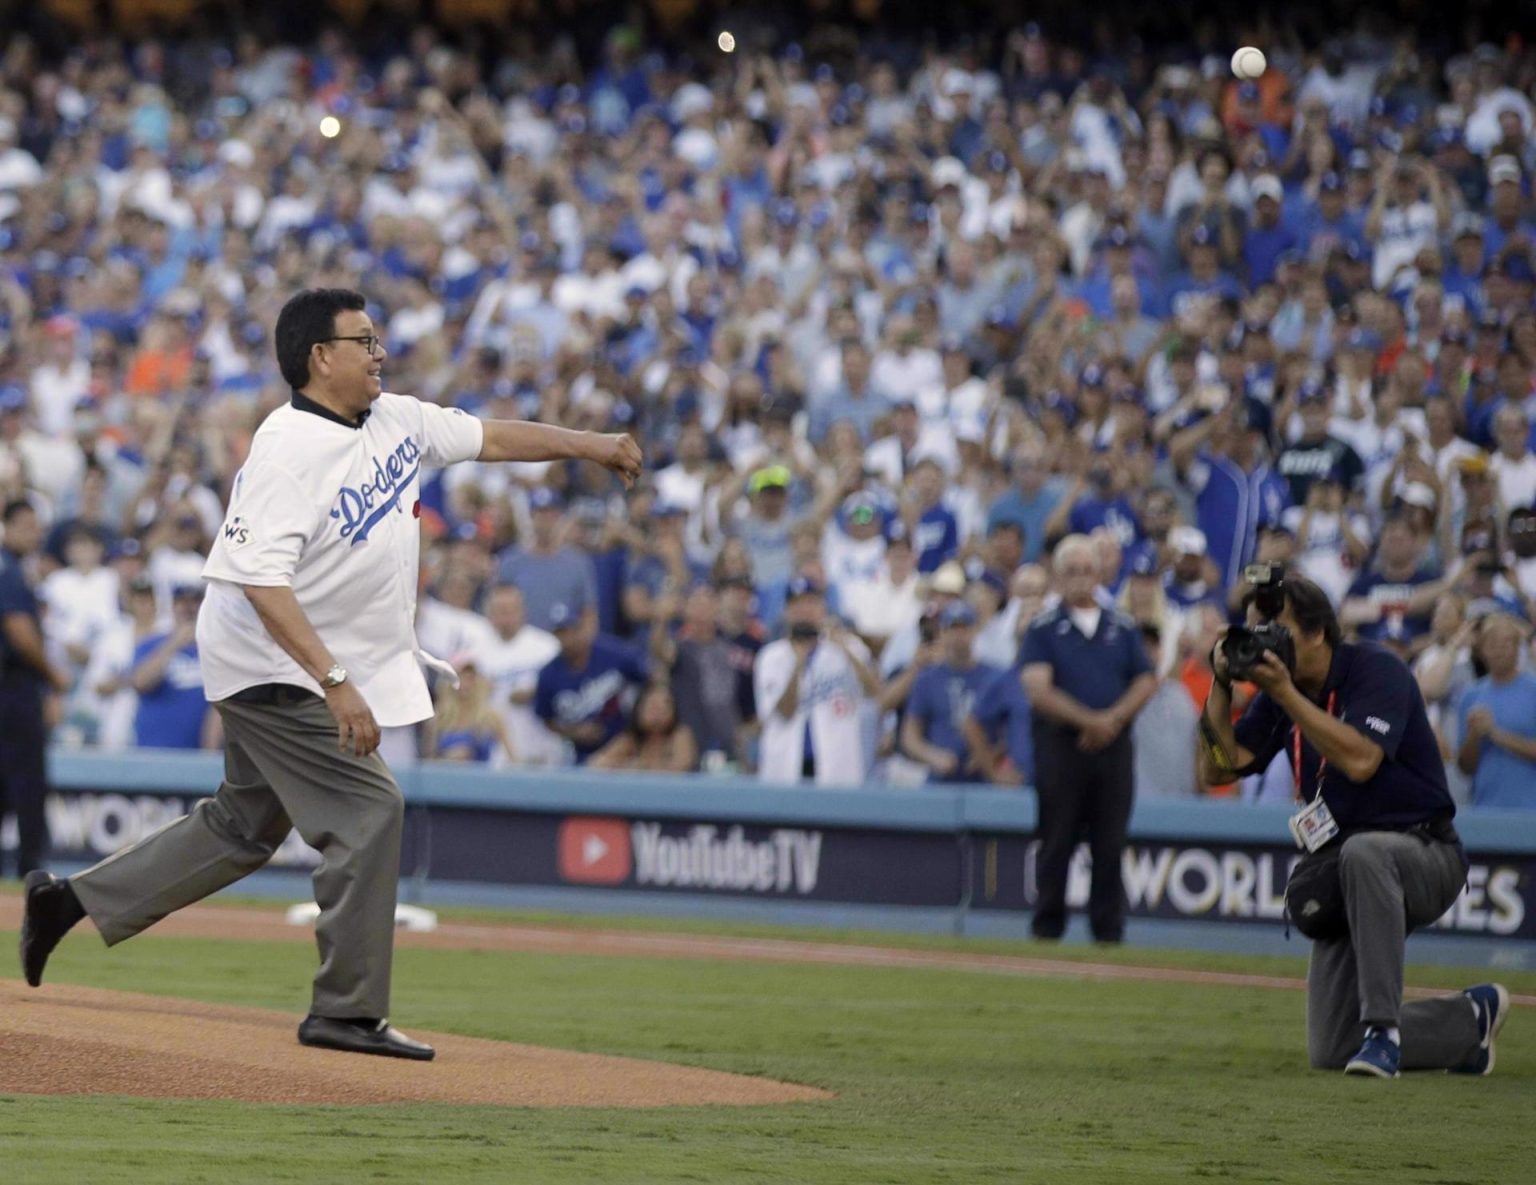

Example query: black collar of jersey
[290,389,369,430]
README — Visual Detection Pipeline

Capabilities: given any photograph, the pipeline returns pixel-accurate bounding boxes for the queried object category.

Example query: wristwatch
[321,664,348,690]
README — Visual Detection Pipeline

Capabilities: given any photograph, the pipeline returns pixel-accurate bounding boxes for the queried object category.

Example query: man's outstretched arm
[477,420,643,486]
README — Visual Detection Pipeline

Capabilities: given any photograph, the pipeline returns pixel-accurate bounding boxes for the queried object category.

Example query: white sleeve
[201,462,321,587]
[1184,456,1211,495]
[417,400,485,468]
[754,643,793,720]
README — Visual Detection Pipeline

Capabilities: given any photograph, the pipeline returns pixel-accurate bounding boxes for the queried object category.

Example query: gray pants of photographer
[70,693,405,1021]
[1307,830,1480,1070]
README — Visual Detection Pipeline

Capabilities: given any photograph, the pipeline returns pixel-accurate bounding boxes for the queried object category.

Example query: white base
[283,901,439,932]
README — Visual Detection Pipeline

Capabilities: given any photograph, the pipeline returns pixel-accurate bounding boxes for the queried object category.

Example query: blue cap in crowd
[940,601,978,628]
[1298,380,1328,405]
[785,575,825,601]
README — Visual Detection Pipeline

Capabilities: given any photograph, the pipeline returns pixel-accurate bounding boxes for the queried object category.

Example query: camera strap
[1291,690,1337,803]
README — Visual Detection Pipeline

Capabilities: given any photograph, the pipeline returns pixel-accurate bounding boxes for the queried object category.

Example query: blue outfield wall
[26,749,1536,970]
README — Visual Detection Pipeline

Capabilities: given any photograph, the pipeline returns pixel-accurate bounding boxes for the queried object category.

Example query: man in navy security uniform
[1020,534,1156,943]
[1198,574,1509,1078]
[0,500,68,877]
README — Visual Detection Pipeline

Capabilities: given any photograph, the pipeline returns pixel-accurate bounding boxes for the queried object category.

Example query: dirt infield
[0,979,831,1107]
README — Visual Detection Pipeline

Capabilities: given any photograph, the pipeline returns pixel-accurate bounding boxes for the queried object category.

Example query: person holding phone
[753,576,879,786]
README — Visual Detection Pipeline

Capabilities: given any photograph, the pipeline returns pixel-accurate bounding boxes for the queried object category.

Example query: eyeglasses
[321,334,383,357]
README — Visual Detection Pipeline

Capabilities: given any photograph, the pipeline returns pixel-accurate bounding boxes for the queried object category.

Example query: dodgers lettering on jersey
[198,392,484,726]
[332,435,423,545]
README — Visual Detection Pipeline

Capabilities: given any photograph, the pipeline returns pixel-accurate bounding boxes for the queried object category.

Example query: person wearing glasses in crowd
[20,288,642,1063]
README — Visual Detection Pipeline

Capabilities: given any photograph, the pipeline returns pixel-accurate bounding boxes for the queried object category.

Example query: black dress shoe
[20,871,85,988]
[297,1015,436,1061]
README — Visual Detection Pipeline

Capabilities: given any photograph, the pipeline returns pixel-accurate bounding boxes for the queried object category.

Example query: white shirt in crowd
[1491,453,1536,515]
[83,614,142,750]
[30,357,91,438]
[198,391,485,726]
[841,568,923,645]
[1281,506,1372,607]
[41,565,119,659]
[477,624,566,768]
[754,635,873,786]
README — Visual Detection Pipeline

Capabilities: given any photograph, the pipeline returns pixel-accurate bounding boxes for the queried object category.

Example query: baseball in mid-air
[1231,47,1267,80]
[718,31,736,53]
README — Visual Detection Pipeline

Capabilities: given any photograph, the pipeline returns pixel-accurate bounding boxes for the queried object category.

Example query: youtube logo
[557,816,632,885]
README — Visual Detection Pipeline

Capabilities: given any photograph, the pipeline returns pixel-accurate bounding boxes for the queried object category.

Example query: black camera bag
[1284,842,1349,941]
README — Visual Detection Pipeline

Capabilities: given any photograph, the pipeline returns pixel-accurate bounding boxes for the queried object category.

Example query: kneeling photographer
[1197,568,1510,1078]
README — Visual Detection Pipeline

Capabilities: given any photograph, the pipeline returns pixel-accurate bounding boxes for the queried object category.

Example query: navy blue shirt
[1345,568,1436,646]
[0,546,44,701]
[907,661,1001,777]
[1019,605,1153,719]
[533,635,649,762]
[1232,642,1453,831]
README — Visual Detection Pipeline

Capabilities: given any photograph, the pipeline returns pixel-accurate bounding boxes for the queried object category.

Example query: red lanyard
[1292,691,1337,803]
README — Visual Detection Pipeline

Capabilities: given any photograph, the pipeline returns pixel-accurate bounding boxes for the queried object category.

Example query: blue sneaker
[1344,1027,1401,1078]
[1450,983,1510,1076]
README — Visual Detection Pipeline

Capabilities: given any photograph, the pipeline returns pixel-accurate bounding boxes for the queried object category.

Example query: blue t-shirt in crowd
[907,661,1001,778]
[1344,568,1436,646]
[1243,221,1299,288]
[912,504,960,573]
[1068,493,1140,548]
[1458,672,1536,809]
[533,635,649,762]
[496,546,599,632]
[987,482,1065,563]
[1233,642,1453,831]
[132,634,206,749]
[970,665,1034,782]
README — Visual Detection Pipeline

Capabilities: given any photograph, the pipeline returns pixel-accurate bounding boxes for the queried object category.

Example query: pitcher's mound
[0,980,830,1107]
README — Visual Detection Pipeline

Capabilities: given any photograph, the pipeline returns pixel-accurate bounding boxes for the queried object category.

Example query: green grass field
[2,903,1530,1185]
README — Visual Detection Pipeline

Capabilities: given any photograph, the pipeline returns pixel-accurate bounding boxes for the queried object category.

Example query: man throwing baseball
[19,288,642,1061]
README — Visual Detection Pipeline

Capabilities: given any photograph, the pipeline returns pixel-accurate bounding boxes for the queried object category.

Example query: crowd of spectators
[1,15,1535,808]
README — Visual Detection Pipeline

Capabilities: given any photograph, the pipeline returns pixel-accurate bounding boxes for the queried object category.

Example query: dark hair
[274,288,366,389]
[1244,573,1342,647]
[629,682,679,740]
[2,498,34,524]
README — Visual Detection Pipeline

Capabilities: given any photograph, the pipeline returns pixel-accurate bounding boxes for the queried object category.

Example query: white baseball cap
[1169,526,1208,556]
[1252,174,1284,203]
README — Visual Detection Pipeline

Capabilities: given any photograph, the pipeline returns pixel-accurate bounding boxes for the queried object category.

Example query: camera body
[789,621,821,642]
[1222,563,1297,680]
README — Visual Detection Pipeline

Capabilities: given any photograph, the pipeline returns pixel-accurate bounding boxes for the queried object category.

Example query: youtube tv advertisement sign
[414,809,960,907]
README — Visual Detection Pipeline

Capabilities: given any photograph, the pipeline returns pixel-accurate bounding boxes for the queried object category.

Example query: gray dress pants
[1306,830,1480,1070]
[70,692,405,1021]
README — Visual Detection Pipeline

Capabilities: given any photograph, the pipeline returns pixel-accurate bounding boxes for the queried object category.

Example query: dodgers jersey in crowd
[198,392,484,725]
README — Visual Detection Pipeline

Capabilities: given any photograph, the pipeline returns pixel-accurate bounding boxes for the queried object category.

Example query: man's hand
[568,721,606,749]
[1078,711,1121,751]
[1465,706,1495,742]
[1246,651,1295,699]
[588,433,644,488]
[326,682,381,757]
[929,749,960,778]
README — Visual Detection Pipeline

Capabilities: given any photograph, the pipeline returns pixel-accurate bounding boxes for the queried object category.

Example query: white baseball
[1231,47,1267,80]
[718,31,736,54]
